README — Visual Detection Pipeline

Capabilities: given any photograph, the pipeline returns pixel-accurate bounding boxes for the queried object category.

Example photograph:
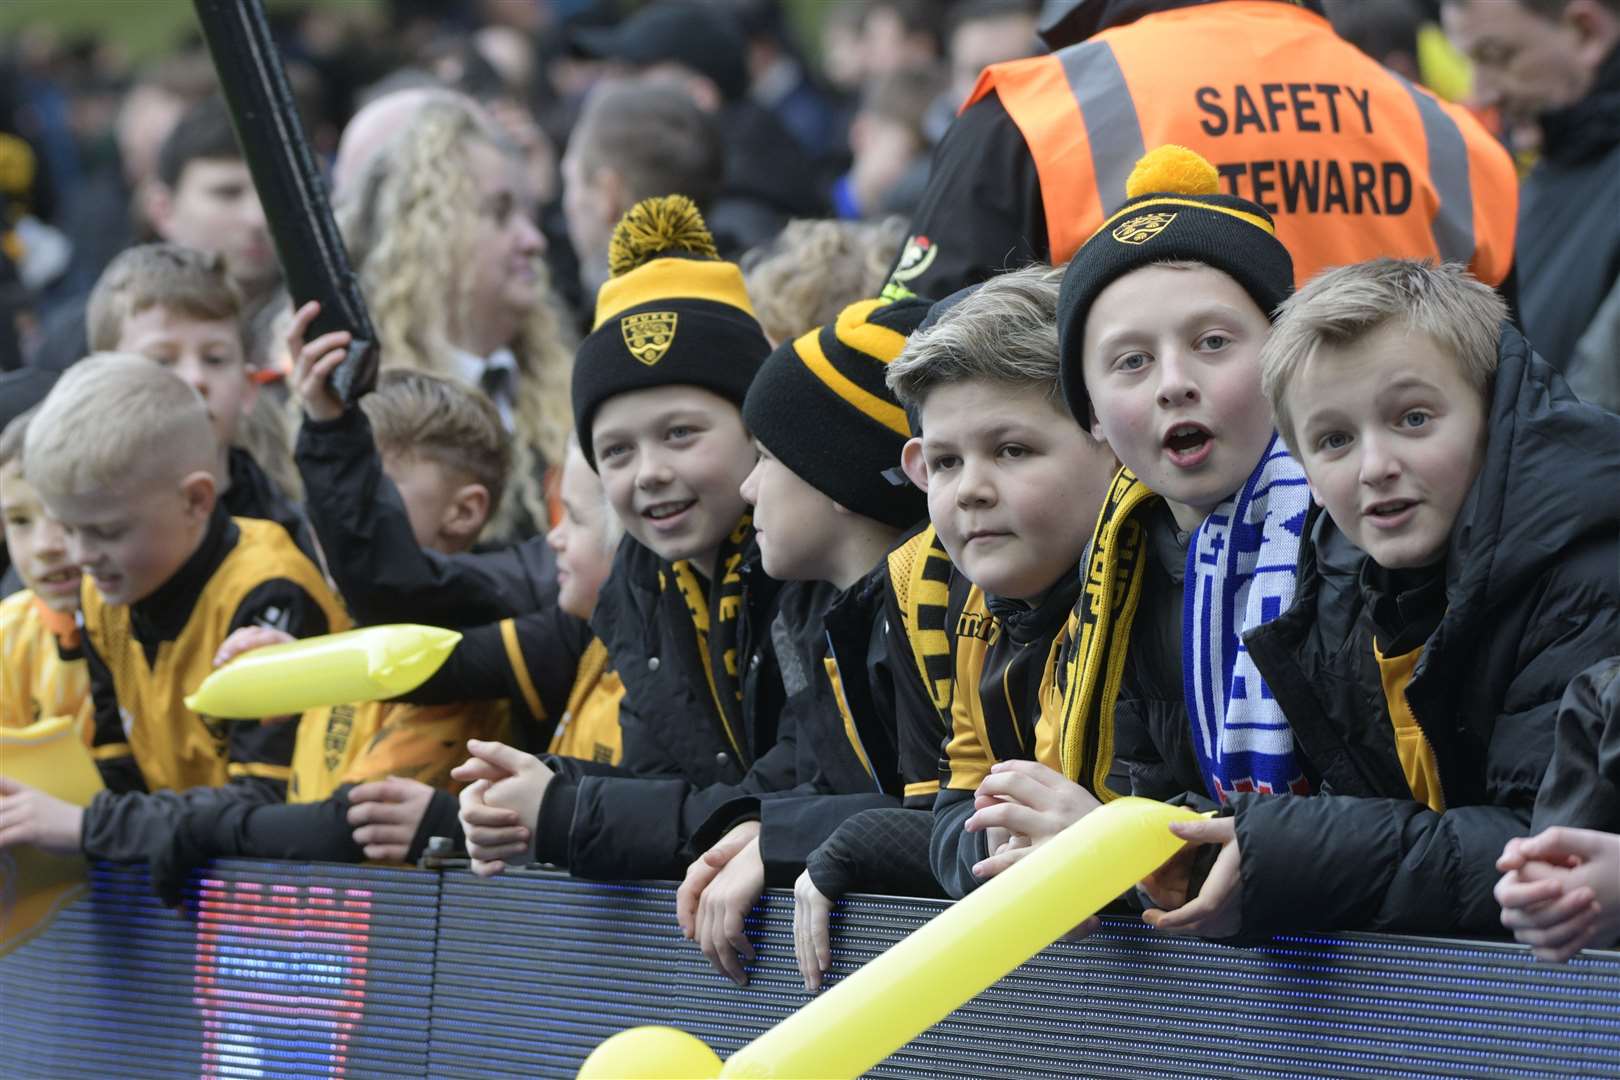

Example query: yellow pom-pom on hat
[1124,145,1221,200]
[592,195,756,331]
[607,194,719,278]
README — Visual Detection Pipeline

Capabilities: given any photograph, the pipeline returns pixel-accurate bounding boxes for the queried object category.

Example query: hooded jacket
[1238,327,1620,937]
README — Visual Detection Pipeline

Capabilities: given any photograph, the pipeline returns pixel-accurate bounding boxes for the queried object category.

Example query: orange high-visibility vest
[967,1,1517,286]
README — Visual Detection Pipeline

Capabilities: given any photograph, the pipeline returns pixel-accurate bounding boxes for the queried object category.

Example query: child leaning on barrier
[149,371,521,898]
[1248,258,1620,939]
[0,355,348,865]
[451,197,836,882]
[673,294,942,986]
[942,147,1306,941]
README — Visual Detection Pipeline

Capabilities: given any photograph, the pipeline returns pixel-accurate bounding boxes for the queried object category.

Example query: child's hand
[1496,826,1620,962]
[1142,816,1239,939]
[0,778,85,854]
[347,777,435,861]
[793,870,834,992]
[965,760,1101,880]
[213,625,296,668]
[693,834,766,986]
[677,820,760,938]
[211,626,299,723]
[288,300,352,423]
[450,740,550,876]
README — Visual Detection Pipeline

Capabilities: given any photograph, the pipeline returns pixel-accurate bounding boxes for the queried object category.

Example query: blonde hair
[25,353,216,497]
[339,97,574,537]
[85,243,244,354]
[362,369,512,511]
[887,263,1067,409]
[743,217,907,346]
[0,406,35,470]
[1262,258,1506,453]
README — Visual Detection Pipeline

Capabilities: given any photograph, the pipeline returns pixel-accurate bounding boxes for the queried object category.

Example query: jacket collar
[130,503,238,648]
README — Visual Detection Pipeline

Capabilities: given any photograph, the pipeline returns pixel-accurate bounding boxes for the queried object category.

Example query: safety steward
[885,0,1518,302]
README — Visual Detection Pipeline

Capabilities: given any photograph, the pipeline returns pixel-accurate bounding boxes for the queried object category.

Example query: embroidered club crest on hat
[621,311,678,365]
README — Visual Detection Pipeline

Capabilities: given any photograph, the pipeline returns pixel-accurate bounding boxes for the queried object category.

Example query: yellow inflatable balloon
[184,624,463,719]
[0,713,105,952]
[583,797,1201,1079]
[576,1026,722,1079]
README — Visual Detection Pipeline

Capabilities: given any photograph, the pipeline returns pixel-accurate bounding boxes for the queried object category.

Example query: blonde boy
[87,243,306,549]
[0,355,347,864]
[1241,258,1620,938]
[0,407,89,735]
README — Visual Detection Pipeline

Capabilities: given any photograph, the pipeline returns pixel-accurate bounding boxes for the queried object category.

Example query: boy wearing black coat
[1245,258,1620,938]
[452,198,836,882]
[672,295,941,985]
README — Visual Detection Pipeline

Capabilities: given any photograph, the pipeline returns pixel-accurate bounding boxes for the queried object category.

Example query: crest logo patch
[621,311,678,365]
[1112,211,1177,245]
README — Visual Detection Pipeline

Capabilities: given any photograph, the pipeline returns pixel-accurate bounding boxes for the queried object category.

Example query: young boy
[880,264,1121,899]
[439,196,832,882]
[1242,258,1620,939]
[145,371,538,897]
[958,146,1304,937]
[673,294,942,984]
[0,354,348,865]
[0,407,89,734]
[87,243,309,555]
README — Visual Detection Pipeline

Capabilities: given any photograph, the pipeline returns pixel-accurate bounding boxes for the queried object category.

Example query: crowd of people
[1,0,1618,1007]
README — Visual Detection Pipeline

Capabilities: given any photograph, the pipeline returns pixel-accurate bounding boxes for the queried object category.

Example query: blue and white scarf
[1183,433,1312,803]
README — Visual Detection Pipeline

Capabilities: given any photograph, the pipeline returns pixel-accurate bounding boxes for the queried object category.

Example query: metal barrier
[2,860,1617,1078]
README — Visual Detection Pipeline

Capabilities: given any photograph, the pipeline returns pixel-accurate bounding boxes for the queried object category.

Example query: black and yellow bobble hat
[1056,145,1295,427]
[572,195,771,468]
[742,296,932,529]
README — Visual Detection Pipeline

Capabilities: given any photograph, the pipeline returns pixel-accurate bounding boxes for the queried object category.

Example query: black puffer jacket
[1532,656,1620,832]
[532,530,836,879]
[1239,327,1620,938]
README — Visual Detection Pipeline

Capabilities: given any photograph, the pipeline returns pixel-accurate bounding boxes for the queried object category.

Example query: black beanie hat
[743,297,932,529]
[572,196,770,469]
[1056,146,1295,427]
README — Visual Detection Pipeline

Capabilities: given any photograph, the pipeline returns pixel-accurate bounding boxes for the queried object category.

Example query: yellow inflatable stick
[184,624,463,719]
[578,797,1201,1080]
[0,713,105,952]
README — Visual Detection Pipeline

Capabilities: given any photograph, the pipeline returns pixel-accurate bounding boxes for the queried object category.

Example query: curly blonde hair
[339,96,573,538]
[742,217,908,347]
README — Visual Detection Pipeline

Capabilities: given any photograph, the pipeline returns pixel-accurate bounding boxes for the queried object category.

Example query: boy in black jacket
[672,295,939,985]
[884,264,1121,900]
[452,197,834,882]
[1243,258,1620,939]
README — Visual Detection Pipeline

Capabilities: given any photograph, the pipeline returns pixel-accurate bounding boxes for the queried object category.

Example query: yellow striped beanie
[572,196,769,468]
[742,296,932,528]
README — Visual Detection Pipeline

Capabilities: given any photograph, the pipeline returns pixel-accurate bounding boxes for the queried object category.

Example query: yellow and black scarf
[885,525,955,714]
[666,513,755,760]
[1037,467,1159,801]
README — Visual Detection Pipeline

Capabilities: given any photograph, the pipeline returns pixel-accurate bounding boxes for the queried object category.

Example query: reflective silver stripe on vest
[1059,40,1145,216]
[1401,80,1475,264]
